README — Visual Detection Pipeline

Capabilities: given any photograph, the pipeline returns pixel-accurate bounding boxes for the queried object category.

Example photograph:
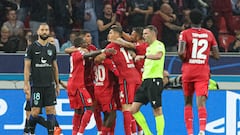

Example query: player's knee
[153,107,163,116]
[31,107,41,117]
[45,106,56,114]
[75,108,84,114]
[129,103,141,114]
[109,111,116,119]
[31,111,39,117]
[129,106,140,114]
[85,106,94,111]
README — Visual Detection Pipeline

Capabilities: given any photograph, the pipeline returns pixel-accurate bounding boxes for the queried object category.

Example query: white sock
[138,130,144,135]
[97,131,102,135]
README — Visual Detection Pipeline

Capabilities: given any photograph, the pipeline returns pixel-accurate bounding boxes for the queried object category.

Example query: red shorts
[95,89,117,112]
[86,85,95,100]
[182,81,209,97]
[67,87,93,109]
[113,84,121,110]
[119,82,140,104]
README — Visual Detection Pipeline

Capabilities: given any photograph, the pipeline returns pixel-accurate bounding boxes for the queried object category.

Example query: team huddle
[23,9,220,135]
[64,24,161,135]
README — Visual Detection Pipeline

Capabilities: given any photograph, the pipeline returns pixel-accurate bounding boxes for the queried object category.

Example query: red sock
[72,113,82,135]
[137,122,142,132]
[184,106,193,134]
[101,126,111,135]
[123,111,132,135]
[78,110,92,134]
[72,130,78,135]
[94,109,102,131]
[198,107,207,131]
[110,118,116,135]
[131,115,137,133]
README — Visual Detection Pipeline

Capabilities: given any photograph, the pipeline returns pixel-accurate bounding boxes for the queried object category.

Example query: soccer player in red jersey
[114,27,148,134]
[65,30,103,134]
[178,9,220,135]
[80,30,104,134]
[67,36,116,135]
[67,37,114,135]
[133,33,148,78]
[98,25,142,135]
[94,54,120,135]
[119,27,148,78]
[80,30,97,94]
[67,37,92,135]
[79,30,97,99]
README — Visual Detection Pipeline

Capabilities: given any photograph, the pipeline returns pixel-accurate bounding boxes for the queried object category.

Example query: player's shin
[24,118,29,133]
[136,122,143,135]
[198,107,207,131]
[101,126,111,135]
[78,109,93,134]
[131,115,137,134]
[46,114,56,135]
[123,111,132,135]
[36,115,48,128]
[133,111,153,135]
[155,115,165,135]
[28,115,37,134]
[110,117,116,135]
[184,106,193,135]
[72,113,82,135]
[94,109,102,132]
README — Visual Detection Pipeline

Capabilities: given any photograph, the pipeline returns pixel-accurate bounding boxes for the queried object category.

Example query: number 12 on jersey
[191,38,208,59]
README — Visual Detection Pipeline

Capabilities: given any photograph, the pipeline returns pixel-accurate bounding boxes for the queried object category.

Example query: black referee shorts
[134,78,164,109]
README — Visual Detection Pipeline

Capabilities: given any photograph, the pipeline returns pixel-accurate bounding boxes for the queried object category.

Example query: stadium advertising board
[0,90,238,135]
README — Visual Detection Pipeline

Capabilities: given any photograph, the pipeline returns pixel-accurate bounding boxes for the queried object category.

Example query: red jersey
[105,43,141,84]
[84,44,97,87]
[94,58,118,93]
[88,44,97,51]
[94,58,119,111]
[179,28,218,82]
[135,42,148,76]
[67,50,86,95]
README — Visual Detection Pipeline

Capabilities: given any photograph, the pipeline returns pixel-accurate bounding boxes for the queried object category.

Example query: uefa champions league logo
[206,91,240,134]
[1,91,240,134]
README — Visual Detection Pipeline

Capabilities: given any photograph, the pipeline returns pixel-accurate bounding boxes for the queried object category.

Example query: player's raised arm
[64,46,78,54]
[83,48,116,59]
[112,38,136,49]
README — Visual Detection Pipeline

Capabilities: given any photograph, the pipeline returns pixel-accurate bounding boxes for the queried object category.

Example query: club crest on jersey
[47,50,53,56]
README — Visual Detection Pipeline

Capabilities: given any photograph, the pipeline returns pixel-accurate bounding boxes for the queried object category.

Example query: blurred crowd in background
[0,0,240,53]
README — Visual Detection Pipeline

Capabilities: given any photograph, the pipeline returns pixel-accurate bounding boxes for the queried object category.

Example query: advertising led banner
[0,54,239,75]
[0,89,239,135]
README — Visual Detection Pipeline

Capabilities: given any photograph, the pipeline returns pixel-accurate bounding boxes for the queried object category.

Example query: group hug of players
[65,25,149,135]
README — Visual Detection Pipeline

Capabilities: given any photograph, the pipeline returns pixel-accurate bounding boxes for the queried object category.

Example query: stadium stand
[218,34,236,52]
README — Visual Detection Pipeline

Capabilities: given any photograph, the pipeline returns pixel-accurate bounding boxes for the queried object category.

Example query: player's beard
[39,34,49,40]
